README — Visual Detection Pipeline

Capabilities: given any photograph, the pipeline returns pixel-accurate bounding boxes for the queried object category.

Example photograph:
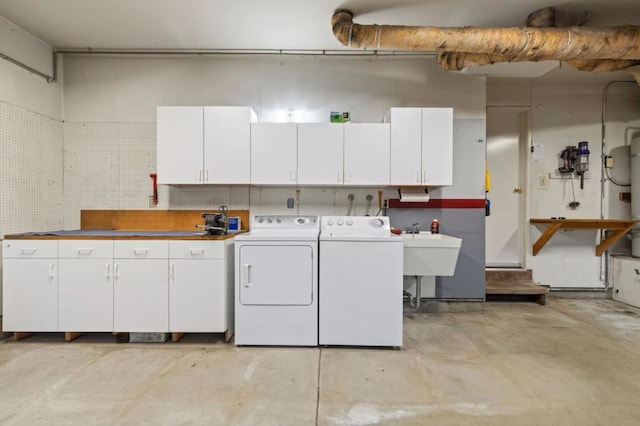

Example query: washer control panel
[321,216,391,236]
[251,215,318,230]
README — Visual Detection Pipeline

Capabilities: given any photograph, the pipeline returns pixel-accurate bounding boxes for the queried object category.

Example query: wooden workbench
[530,218,638,256]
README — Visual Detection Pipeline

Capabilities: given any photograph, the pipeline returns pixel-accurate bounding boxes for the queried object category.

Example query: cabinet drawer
[3,240,57,258]
[169,241,225,259]
[114,241,168,259]
[59,240,114,259]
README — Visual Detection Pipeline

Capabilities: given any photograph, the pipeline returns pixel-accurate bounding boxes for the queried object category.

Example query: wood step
[486,269,533,283]
[486,281,549,305]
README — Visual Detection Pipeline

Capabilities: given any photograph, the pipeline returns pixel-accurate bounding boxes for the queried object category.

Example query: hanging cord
[568,177,580,209]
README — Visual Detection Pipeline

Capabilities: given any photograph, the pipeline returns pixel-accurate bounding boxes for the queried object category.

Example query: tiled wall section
[62,122,253,228]
[63,122,155,228]
[0,101,63,236]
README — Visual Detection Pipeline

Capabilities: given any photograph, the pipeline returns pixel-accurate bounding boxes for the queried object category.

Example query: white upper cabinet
[250,123,298,185]
[204,106,256,184]
[421,108,453,186]
[387,107,453,186]
[157,106,204,184]
[158,105,450,187]
[157,106,256,185]
[298,123,344,185]
[344,123,390,186]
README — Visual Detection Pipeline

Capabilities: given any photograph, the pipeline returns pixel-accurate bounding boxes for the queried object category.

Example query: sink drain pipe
[405,276,423,309]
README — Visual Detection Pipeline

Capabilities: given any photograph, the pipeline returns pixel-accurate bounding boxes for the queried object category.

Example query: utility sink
[402,232,462,276]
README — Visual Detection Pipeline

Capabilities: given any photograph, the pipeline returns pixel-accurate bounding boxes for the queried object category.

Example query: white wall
[488,73,640,288]
[60,54,486,228]
[0,16,62,120]
[0,30,64,237]
[63,55,485,122]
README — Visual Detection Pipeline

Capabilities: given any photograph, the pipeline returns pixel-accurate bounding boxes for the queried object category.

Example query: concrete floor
[2,298,640,425]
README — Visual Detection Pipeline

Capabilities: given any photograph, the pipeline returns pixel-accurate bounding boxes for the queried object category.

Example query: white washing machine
[319,216,404,347]
[234,215,319,346]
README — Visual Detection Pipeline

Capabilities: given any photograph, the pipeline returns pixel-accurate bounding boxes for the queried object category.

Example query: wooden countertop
[529,218,638,256]
[3,230,243,241]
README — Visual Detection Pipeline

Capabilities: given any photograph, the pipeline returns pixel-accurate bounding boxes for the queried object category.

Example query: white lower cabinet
[2,238,234,336]
[169,241,228,332]
[2,240,58,332]
[58,240,114,332]
[113,241,169,332]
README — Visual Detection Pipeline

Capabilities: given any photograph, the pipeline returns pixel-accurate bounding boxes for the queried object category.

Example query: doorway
[485,109,527,267]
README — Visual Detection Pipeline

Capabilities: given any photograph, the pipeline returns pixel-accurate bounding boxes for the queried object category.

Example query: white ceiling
[0,0,638,51]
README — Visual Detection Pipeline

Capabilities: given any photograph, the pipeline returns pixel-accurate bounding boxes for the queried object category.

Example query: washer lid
[320,234,403,242]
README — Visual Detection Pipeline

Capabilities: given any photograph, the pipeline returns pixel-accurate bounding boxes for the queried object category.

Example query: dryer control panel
[251,215,319,231]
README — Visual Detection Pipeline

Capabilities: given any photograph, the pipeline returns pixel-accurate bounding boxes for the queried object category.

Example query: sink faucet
[407,223,420,234]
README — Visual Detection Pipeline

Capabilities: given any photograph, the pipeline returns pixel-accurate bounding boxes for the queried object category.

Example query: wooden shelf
[529,219,638,256]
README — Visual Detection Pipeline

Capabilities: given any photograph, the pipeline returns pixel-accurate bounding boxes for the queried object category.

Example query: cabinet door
[3,259,57,331]
[169,259,226,332]
[113,259,168,332]
[297,123,344,185]
[58,259,113,331]
[389,108,423,185]
[344,123,390,185]
[157,106,204,184]
[204,106,256,184]
[422,108,453,185]
[250,123,298,185]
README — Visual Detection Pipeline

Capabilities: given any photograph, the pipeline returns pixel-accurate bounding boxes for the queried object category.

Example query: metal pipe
[0,50,57,82]
[346,194,355,216]
[364,194,373,216]
[55,47,436,58]
[332,9,640,61]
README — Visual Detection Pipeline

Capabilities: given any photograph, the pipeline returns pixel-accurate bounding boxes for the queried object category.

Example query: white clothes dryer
[234,215,319,346]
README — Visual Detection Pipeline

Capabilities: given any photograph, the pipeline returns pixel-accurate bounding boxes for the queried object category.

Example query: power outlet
[538,173,550,188]
[149,196,157,208]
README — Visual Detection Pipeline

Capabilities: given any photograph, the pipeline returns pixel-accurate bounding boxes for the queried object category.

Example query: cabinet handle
[290,170,297,182]
[170,264,175,280]
[338,171,343,183]
[244,264,252,288]
[423,171,428,183]
[114,263,120,279]
[77,248,93,255]
[344,171,351,182]
[189,248,204,256]
[205,169,209,182]
[49,263,55,279]
[198,170,203,182]
[105,263,111,279]
[416,170,421,183]
[133,249,149,255]
[20,248,37,255]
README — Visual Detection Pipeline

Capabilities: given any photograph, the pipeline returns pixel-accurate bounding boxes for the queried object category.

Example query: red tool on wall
[149,173,158,205]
